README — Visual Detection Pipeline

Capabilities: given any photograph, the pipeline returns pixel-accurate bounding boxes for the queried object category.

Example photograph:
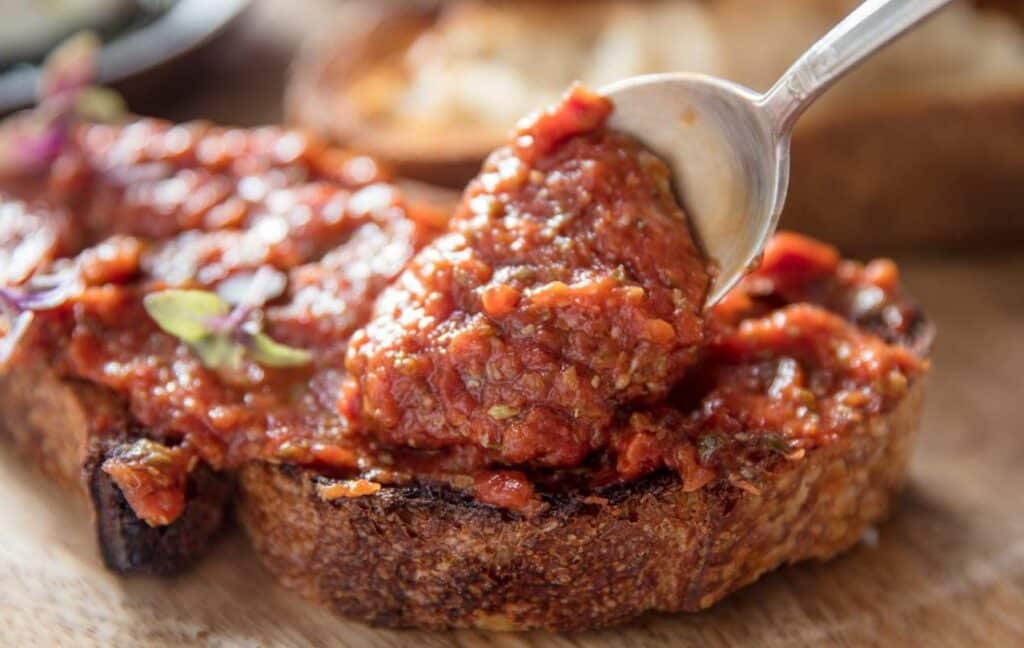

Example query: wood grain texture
[2,251,1022,647]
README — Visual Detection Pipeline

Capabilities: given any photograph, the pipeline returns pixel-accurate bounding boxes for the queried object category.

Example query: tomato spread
[342,86,710,473]
[0,88,926,525]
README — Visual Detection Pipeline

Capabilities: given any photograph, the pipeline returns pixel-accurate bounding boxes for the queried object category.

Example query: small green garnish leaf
[249,333,313,368]
[143,290,230,343]
[143,286,312,371]
[193,336,246,372]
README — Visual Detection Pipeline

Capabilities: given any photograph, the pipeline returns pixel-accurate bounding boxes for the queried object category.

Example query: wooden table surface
[3,2,1024,646]
[2,250,1022,647]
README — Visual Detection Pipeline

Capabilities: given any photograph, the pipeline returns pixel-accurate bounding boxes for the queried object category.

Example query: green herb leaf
[144,288,311,371]
[193,336,246,372]
[143,290,230,343]
[248,332,313,368]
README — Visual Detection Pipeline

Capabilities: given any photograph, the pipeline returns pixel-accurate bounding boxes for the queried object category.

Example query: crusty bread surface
[0,366,232,575]
[237,378,926,631]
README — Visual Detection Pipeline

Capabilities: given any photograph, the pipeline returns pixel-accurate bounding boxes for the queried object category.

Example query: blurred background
[2,0,1023,252]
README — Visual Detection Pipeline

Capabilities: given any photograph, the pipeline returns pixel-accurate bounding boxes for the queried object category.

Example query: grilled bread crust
[0,366,232,575]
[237,377,925,631]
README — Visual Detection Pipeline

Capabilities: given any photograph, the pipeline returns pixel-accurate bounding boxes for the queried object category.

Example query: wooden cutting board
[2,251,1023,647]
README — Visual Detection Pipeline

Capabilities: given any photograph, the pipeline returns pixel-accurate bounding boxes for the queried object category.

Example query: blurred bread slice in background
[288,0,1024,250]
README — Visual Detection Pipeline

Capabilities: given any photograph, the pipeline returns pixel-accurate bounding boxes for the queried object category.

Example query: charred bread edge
[0,366,233,575]
[236,321,934,631]
[87,453,234,576]
[237,381,925,631]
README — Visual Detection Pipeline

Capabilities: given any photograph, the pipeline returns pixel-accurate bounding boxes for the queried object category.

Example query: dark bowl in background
[0,0,249,115]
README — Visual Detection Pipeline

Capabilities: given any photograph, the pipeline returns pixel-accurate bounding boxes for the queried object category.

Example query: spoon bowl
[601,0,953,307]
[603,73,788,306]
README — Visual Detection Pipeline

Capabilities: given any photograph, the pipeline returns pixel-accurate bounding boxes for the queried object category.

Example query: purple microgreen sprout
[212,266,288,333]
[0,268,84,311]
[0,116,70,173]
[0,267,83,312]
[0,32,125,175]
[0,268,82,371]
[38,32,100,104]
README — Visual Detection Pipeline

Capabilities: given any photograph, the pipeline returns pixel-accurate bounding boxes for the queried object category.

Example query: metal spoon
[602,0,953,306]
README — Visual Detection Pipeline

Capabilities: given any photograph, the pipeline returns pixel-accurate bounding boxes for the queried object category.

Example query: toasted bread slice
[0,112,455,577]
[237,377,925,631]
[0,365,232,575]
[237,325,931,631]
[0,277,932,626]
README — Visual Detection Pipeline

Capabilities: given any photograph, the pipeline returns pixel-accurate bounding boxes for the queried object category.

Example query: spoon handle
[760,0,954,133]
